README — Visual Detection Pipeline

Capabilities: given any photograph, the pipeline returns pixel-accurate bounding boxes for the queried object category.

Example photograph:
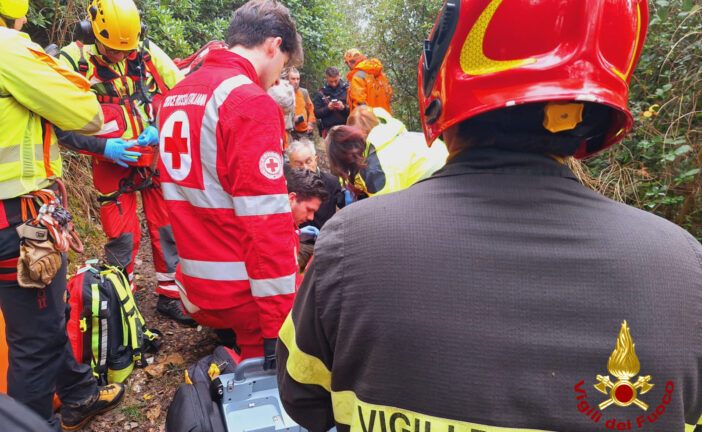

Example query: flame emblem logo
[459,0,536,76]
[594,321,653,410]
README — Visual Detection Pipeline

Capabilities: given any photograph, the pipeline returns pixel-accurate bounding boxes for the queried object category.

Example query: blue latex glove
[298,226,320,238]
[344,189,355,206]
[298,226,320,243]
[137,125,159,146]
[103,138,140,168]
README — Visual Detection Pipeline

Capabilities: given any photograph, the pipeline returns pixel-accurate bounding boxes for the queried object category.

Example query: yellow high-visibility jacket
[355,108,448,197]
[0,26,103,200]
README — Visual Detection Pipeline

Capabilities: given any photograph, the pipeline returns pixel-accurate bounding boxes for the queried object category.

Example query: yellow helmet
[344,48,364,63]
[0,0,28,20]
[88,0,141,51]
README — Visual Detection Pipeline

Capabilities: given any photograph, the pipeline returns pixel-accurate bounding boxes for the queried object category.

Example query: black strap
[58,50,78,72]
[97,168,158,204]
[77,44,89,75]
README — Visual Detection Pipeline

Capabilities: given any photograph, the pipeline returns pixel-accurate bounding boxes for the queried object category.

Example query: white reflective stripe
[180,258,249,281]
[156,272,176,282]
[233,194,291,216]
[200,75,253,200]
[157,283,179,292]
[250,273,296,298]
[162,182,234,209]
[162,75,255,210]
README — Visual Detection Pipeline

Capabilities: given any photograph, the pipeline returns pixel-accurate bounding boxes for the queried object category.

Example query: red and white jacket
[158,50,297,338]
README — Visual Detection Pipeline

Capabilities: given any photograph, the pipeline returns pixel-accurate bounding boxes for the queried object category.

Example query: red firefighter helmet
[418,0,649,158]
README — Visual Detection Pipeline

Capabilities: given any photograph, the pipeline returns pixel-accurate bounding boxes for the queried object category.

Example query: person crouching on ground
[158,0,303,369]
[286,139,344,271]
[327,106,448,198]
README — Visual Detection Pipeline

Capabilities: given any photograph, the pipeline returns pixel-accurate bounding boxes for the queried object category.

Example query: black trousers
[0,224,97,431]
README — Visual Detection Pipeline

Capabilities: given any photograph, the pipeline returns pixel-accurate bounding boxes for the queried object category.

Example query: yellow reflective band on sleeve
[279,313,357,425]
[279,314,332,391]
[350,400,556,432]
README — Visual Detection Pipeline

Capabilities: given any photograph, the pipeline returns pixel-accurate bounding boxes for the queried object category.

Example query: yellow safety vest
[0,27,103,200]
[355,108,448,197]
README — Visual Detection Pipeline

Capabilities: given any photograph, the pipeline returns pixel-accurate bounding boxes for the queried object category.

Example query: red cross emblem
[259,151,283,179]
[266,157,279,172]
[164,121,189,170]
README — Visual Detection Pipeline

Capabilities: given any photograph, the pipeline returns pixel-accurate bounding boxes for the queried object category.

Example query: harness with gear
[15,179,84,289]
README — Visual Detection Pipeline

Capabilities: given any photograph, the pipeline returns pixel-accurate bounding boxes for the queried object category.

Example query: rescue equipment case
[212,358,305,432]
[167,353,311,432]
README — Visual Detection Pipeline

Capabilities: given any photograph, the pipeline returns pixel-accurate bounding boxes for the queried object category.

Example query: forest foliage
[21,0,701,239]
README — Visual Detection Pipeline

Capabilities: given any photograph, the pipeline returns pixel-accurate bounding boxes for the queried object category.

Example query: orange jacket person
[344,48,392,113]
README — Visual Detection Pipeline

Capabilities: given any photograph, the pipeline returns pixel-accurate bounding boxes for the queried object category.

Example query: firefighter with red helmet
[54,0,192,324]
[278,1,702,431]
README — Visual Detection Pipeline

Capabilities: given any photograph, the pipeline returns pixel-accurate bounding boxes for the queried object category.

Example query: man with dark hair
[313,66,350,137]
[286,138,344,271]
[225,0,303,66]
[159,0,303,368]
[278,1,702,431]
[284,168,329,226]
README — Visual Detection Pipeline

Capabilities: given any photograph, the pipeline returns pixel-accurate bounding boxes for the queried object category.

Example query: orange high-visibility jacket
[293,87,316,132]
[346,58,392,114]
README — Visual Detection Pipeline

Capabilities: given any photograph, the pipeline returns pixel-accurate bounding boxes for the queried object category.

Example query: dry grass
[60,152,106,272]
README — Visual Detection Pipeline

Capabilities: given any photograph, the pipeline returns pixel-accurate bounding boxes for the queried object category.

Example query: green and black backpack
[66,262,162,384]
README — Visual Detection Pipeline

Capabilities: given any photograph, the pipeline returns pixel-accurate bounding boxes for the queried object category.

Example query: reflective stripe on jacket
[0,27,103,199]
[355,108,448,197]
[158,50,297,339]
[278,147,702,432]
[59,40,183,140]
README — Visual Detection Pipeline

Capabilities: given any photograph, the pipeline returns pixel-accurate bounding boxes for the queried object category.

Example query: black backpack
[166,346,240,432]
[166,381,226,432]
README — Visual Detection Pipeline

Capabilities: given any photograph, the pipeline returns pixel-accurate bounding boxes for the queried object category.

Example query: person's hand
[137,125,159,146]
[104,138,140,167]
[263,338,277,370]
[307,123,314,134]
[334,101,344,110]
[328,101,335,110]
[298,226,320,239]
